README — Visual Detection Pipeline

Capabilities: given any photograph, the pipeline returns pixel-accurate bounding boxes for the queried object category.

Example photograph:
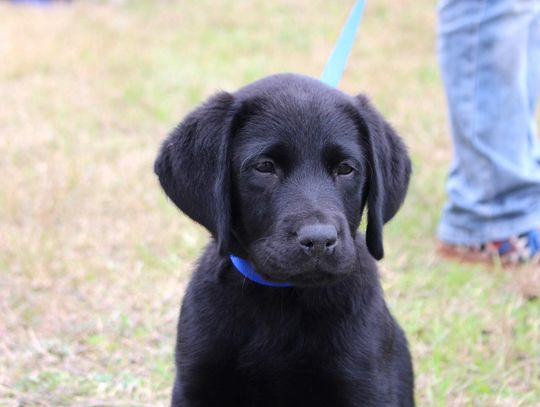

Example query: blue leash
[231,0,366,287]
[320,0,367,87]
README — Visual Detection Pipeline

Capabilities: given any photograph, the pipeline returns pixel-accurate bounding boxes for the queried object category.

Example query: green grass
[1,0,539,406]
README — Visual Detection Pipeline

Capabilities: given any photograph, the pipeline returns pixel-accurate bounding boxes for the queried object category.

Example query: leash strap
[320,0,366,87]
[230,0,366,287]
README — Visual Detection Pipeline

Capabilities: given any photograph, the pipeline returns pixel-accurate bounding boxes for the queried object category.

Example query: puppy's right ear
[352,94,411,261]
[154,92,234,254]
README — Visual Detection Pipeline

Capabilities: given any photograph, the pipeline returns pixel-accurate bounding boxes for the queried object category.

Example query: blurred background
[1,0,539,406]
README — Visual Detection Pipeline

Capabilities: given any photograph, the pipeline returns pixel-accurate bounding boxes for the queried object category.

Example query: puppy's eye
[255,160,276,174]
[336,163,354,176]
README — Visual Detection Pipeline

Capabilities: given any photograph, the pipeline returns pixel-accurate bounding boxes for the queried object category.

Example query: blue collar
[229,255,293,288]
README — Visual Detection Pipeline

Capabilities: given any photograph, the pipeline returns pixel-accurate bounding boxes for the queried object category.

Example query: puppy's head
[155,74,411,286]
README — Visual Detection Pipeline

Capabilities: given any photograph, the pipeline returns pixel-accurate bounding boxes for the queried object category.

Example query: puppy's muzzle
[297,223,338,257]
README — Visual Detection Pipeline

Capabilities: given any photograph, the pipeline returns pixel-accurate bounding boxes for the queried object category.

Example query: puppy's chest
[180,290,387,405]
[228,308,354,373]
[198,324,373,407]
[236,328,329,372]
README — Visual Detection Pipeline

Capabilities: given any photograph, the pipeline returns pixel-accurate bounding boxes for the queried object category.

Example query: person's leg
[437,0,540,248]
[528,8,540,159]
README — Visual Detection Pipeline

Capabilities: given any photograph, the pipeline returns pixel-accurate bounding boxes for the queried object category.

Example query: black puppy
[155,73,414,407]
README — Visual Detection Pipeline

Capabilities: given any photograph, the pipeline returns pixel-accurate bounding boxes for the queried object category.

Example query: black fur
[155,73,414,407]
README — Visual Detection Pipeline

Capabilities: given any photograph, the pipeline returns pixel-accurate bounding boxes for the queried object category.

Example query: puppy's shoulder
[190,241,230,285]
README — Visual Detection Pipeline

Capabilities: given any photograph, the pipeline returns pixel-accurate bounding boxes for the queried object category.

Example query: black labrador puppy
[155,73,414,407]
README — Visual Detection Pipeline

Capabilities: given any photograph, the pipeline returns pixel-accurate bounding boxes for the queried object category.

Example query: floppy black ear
[154,92,235,254]
[353,94,411,260]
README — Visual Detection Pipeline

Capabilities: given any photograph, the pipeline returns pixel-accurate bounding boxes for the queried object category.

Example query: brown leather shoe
[437,229,540,268]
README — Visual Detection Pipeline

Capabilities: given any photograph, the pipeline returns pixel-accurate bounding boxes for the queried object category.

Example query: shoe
[437,229,540,267]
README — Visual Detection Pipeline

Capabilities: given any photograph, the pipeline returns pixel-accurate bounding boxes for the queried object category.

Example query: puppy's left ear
[154,92,235,254]
[353,94,412,260]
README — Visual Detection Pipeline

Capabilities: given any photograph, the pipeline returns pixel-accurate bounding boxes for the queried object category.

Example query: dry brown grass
[1,1,539,406]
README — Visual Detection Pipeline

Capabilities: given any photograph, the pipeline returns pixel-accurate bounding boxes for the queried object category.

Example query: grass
[1,0,539,405]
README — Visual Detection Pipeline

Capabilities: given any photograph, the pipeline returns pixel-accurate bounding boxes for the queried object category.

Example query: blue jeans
[437,0,540,245]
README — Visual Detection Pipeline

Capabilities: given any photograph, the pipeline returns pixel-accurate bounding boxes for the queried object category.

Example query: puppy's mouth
[248,234,356,287]
[256,261,352,287]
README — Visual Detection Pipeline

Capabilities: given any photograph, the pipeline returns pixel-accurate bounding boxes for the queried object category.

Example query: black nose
[297,224,338,256]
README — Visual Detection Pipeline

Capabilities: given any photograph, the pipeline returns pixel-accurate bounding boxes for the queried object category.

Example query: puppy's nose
[297,224,338,256]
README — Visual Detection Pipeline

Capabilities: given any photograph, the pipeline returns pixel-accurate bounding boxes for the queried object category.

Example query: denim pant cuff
[438,211,540,245]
